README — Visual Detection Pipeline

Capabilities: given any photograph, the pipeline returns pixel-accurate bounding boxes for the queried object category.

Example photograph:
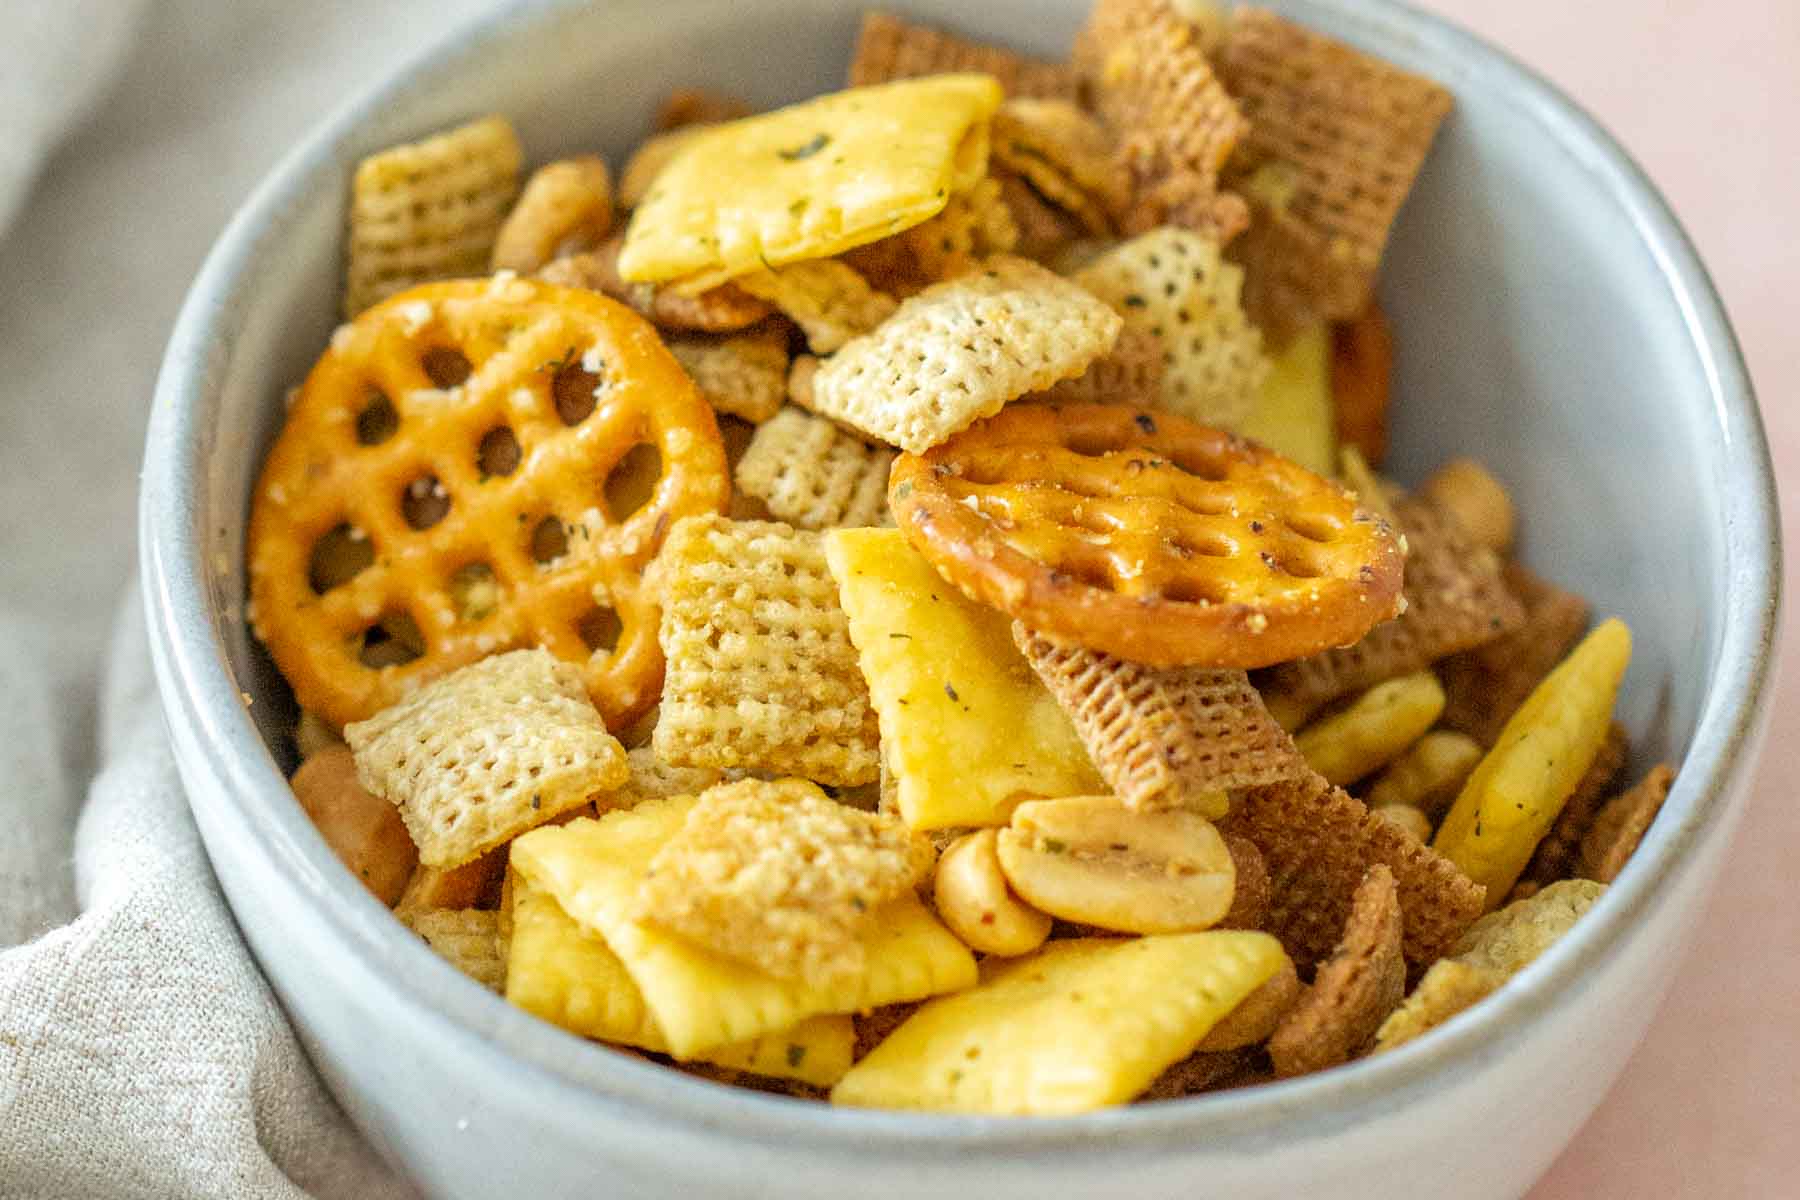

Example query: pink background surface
[1410,2,1799,1195]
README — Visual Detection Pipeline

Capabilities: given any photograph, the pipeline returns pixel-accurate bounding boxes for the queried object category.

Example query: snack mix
[247,1,1677,1113]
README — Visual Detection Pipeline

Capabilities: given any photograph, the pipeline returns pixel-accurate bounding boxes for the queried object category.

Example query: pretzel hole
[401,476,450,530]
[1171,531,1236,558]
[1065,429,1126,457]
[604,443,663,520]
[358,611,425,669]
[552,363,602,425]
[1161,577,1230,606]
[355,390,398,445]
[1286,512,1344,543]
[530,516,569,564]
[576,606,623,653]
[308,523,373,593]
[449,562,501,621]
[422,346,473,389]
[478,427,522,478]
[1276,551,1327,579]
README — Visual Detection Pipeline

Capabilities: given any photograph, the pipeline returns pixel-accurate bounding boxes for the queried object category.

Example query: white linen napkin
[0,1,494,1194]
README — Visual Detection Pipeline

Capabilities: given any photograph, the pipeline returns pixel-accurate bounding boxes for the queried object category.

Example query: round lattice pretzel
[249,277,729,730]
[889,403,1403,668]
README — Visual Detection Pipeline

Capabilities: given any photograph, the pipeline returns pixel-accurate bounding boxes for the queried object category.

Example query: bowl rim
[140,0,1781,1161]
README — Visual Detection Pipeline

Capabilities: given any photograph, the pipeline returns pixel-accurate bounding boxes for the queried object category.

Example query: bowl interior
[150,0,1774,1155]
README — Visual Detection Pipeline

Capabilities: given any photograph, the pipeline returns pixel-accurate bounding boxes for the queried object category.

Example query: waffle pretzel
[888,404,1404,669]
[249,277,729,731]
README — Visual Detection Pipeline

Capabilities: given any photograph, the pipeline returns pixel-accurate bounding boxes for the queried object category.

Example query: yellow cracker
[847,11,1080,100]
[1235,319,1335,477]
[825,529,1103,830]
[667,327,790,423]
[1073,228,1268,431]
[1221,772,1485,971]
[511,801,976,1057]
[1580,764,1676,883]
[1033,325,1166,408]
[1267,865,1405,1077]
[1293,672,1446,787]
[619,75,1003,291]
[1072,0,1248,239]
[1454,878,1607,975]
[1258,496,1525,723]
[1192,956,1302,1052]
[619,127,709,210]
[404,907,505,990]
[637,779,935,989]
[505,876,854,1086]
[345,115,523,316]
[736,260,899,354]
[1013,624,1308,812]
[807,257,1122,453]
[652,516,880,786]
[1215,8,1453,319]
[346,649,628,867]
[830,932,1288,1114]
[735,407,896,530]
[990,100,1126,236]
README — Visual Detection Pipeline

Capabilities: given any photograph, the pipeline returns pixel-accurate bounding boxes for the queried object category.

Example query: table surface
[1410,2,1798,1196]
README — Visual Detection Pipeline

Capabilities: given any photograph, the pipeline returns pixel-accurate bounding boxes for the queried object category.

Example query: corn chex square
[344,115,523,317]
[1073,227,1268,431]
[735,407,896,531]
[806,256,1121,453]
[403,907,506,991]
[652,515,881,785]
[637,778,935,990]
[346,649,629,867]
[666,328,790,423]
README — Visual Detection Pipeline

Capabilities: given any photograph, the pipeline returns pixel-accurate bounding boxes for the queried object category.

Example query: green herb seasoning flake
[786,1044,807,1068]
[777,133,831,161]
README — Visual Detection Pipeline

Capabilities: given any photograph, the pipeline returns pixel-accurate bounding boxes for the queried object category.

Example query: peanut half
[995,797,1235,934]
[933,830,1053,957]
[290,746,417,906]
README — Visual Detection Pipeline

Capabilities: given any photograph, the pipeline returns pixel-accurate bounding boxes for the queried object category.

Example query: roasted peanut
[394,847,506,914]
[1366,730,1483,817]
[1419,458,1515,555]
[619,128,706,209]
[995,797,1235,934]
[491,156,614,272]
[289,746,417,905]
[1373,803,1433,843]
[932,830,1052,957]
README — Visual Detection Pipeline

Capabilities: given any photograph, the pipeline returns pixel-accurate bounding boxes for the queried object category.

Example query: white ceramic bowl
[140,2,1780,1197]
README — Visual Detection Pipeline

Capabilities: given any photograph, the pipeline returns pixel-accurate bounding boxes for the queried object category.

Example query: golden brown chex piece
[1219,833,1271,931]
[1072,227,1269,430]
[1033,325,1166,407]
[1013,624,1312,808]
[736,260,899,354]
[1072,0,1249,240]
[992,168,1087,263]
[491,156,614,274]
[403,908,506,990]
[1267,865,1406,1077]
[344,115,523,316]
[1258,495,1526,723]
[1518,722,1628,887]
[347,649,629,867]
[807,257,1121,454]
[1138,1047,1269,1101]
[537,236,774,333]
[1580,764,1676,883]
[1372,958,1500,1053]
[847,11,1080,100]
[636,778,936,990]
[617,127,707,210]
[736,408,896,531]
[1215,7,1453,321]
[653,515,881,786]
[652,88,754,131]
[666,327,790,424]
[1439,562,1593,745]
[990,100,1127,236]
[1220,772,1486,971]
